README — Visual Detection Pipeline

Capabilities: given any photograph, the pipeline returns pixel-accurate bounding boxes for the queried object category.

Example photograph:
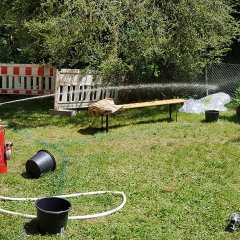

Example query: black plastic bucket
[25,150,56,178]
[35,197,71,234]
[205,110,219,122]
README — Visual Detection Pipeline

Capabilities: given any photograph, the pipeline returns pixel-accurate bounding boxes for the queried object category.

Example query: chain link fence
[167,63,240,99]
[173,63,240,99]
[119,63,240,102]
[207,63,240,97]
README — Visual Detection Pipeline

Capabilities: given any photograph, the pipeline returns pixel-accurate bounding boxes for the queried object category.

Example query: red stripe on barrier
[25,90,32,94]
[37,90,44,94]
[50,68,54,76]
[25,67,32,76]
[13,67,20,75]
[1,90,8,93]
[1,66,8,75]
[13,90,19,94]
[38,67,44,76]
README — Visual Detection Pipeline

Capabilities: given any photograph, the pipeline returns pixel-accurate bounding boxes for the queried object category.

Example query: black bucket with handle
[35,197,71,234]
[25,150,56,178]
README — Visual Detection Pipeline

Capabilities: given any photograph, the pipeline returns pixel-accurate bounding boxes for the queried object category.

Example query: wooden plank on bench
[118,99,186,109]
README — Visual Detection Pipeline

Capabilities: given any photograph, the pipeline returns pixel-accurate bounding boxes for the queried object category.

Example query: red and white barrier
[0,64,56,95]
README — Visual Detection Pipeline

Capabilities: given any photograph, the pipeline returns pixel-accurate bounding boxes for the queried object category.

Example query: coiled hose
[0,190,126,220]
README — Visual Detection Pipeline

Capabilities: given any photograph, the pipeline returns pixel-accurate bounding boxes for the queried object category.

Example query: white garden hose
[0,190,126,220]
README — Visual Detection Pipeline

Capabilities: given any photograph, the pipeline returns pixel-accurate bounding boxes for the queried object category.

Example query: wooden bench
[101,98,186,132]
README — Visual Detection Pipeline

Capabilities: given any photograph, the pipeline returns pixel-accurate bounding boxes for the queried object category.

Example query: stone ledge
[49,109,77,117]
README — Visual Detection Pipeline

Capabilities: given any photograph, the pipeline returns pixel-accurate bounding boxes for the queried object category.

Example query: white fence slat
[105,90,111,98]
[62,86,69,102]
[39,77,42,90]
[32,77,37,89]
[69,85,74,102]
[74,85,81,102]
[2,77,7,88]
[27,77,31,89]
[84,86,91,102]
[95,88,102,100]
[45,77,50,90]
[20,77,25,90]
[13,77,20,89]
[79,86,84,102]
[8,77,13,89]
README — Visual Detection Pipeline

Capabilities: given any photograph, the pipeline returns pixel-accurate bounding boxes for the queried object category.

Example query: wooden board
[118,98,186,109]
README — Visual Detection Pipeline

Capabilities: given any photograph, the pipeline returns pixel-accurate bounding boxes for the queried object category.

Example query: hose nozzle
[226,213,240,232]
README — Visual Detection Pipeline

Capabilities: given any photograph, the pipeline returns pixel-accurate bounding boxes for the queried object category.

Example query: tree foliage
[0,0,43,62]
[163,0,239,79]
[0,0,239,83]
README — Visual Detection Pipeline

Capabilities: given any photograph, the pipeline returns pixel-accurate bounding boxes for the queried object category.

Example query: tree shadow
[0,95,90,130]
[228,136,240,143]
[223,114,240,124]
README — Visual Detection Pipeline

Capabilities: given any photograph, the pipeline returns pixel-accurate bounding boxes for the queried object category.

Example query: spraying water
[98,83,218,91]
[0,94,55,106]
[0,82,218,106]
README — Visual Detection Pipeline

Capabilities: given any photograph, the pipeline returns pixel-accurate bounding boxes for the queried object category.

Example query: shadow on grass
[78,126,106,135]
[21,171,37,179]
[0,95,178,132]
[0,95,90,129]
[80,116,175,135]
[200,114,235,123]
[223,114,240,124]
[131,117,174,125]
[24,218,40,235]
[228,136,240,143]
[24,218,57,236]
[24,218,67,236]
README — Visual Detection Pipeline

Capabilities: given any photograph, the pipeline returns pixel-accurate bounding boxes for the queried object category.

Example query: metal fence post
[205,65,208,96]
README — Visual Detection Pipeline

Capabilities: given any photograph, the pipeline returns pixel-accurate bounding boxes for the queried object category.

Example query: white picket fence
[54,69,118,109]
[0,64,55,94]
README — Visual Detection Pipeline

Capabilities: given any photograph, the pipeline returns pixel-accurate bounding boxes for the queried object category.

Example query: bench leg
[101,115,104,130]
[100,114,109,132]
[169,104,178,121]
[106,114,109,132]
[169,104,172,120]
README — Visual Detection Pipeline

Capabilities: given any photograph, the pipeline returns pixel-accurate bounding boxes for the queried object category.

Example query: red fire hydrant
[0,128,13,173]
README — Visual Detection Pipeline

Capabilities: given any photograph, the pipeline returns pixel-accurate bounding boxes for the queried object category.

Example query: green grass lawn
[1,96,240,239]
